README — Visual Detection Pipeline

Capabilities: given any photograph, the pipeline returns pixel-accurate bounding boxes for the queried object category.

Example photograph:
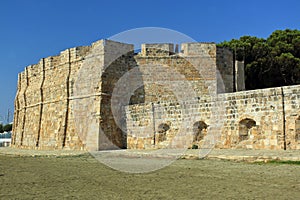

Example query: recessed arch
[239,118,256,141]
[157,123,170,143]
[193,121,208,142]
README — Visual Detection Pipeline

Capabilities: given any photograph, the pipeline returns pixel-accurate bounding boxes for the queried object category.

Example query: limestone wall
[12,39,135,150]
[12,46,91,149]
[132,42,221,104]
[126,85,300,150]
[14,38,300,151]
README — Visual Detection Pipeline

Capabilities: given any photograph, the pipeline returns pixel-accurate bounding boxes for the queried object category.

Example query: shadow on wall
[99,52,145,150]
[192,121,208,147]
[156,123,170,144]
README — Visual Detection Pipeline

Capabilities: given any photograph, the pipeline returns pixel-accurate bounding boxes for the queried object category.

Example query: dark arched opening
[157,123,170,143]
[239,118,256,141]
[193,121,208,142]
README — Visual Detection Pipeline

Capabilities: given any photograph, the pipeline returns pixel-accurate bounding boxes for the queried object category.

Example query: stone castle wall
[13,38,299,151]
[13,46,91,149]
[126,85,300,150]
[13,40,136,150]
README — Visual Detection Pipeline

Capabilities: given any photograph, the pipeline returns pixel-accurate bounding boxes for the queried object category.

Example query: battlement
[141,43,174,56]
[91,39,134,54]
[140,42,218,57]
[181,42,216,56]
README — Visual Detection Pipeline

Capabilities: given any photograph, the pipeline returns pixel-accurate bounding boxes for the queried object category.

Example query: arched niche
[193,121,208,142]
[238,118,256,141]
[157,123,170,143]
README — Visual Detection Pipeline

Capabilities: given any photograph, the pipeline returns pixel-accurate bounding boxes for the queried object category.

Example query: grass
[266,160,300,165]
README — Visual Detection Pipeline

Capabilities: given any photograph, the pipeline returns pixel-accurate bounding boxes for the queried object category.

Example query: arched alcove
[157,123,170,143]
[129,85,145,105]
[193,121,208,142]
[239,118,256,141]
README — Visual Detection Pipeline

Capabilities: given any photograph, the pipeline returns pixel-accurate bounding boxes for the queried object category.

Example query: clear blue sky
[1,0,300,123]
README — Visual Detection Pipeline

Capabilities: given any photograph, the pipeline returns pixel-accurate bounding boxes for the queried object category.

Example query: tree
[218,29,300,90]
[0,124,3,133]
[3,124,12,132]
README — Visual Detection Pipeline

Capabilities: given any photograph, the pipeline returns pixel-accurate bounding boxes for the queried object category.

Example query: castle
[12,39,300,150]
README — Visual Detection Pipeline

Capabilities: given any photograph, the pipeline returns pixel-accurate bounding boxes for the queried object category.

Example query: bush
[0,124,3,133]
[192,144,198,149]
[3,124,12,132]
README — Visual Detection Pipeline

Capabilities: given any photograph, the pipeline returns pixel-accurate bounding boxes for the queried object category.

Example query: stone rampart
[13,40,135,150]
[126,85,300,150]
[12,38,290,151]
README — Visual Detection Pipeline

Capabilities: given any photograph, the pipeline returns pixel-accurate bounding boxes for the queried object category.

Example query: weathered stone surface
[12,39,300,151]
[126,86,300,150]
[13,40,134,150]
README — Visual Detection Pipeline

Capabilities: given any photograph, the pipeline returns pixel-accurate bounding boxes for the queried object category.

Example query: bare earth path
[0,148,299,199]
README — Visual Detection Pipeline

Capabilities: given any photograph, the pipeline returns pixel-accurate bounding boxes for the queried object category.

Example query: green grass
[266,160,300,165]
[253,160,300,165]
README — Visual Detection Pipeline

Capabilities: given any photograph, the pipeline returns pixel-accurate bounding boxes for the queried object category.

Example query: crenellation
[141,43,174,57]
[181,42,216,57]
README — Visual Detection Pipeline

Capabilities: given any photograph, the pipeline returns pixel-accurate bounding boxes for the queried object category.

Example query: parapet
[141,43,174,56]
[181,42,216,56]
[132,42,220,57]
[91,39,134,54]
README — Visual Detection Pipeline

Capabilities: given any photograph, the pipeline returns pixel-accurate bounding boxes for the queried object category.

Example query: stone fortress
[12,39,300,151]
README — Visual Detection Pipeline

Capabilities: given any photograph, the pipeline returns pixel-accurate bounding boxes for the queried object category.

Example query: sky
[0,0,300,123]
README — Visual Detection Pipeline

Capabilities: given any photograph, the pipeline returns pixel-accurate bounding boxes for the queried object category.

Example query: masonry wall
[126,85,300,150]
[129,43,237,105]
[12,40,134,150]
[13,39,269,151]
[12,46,92,149]
[99,41,135,149]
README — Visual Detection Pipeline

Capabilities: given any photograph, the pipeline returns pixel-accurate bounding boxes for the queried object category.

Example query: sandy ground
[0,152,299,199]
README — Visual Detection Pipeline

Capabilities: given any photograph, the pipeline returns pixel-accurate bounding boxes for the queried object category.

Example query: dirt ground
[0,154,299,200]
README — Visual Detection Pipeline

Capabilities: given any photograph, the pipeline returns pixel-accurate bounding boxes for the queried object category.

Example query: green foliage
[0,124,3,133]
[3,124,12,132]
[266,160,300,165]
[218,29,300,89]
[191,144,198,149]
